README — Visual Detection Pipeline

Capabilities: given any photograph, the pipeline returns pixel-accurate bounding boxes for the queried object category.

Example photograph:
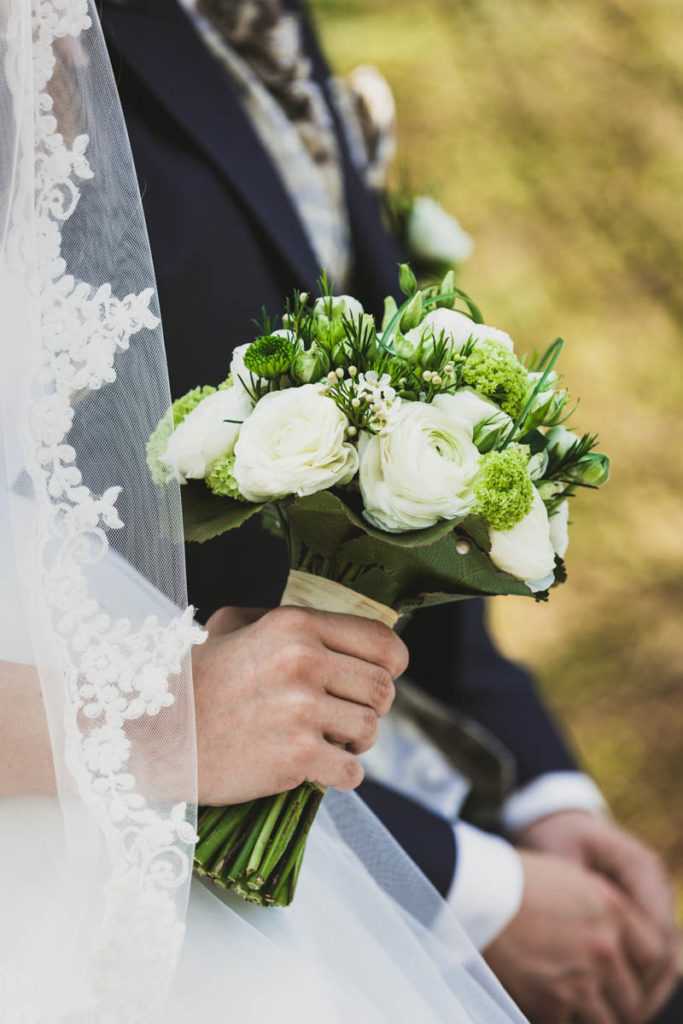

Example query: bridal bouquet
[148,266,609,906]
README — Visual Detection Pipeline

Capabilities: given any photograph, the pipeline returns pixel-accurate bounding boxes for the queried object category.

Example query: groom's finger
[321,651,396,716]
[620,897,672,985]
[600,942,643,1023]
[574,995,618,1024]
[592,830,676,944]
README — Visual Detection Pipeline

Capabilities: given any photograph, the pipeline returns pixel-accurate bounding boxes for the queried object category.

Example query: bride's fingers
[321,696,379,754]
[308,742,365,792]
[321,652,395,716]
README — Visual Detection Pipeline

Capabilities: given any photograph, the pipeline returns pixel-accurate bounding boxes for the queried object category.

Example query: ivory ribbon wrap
[281,569,400,630]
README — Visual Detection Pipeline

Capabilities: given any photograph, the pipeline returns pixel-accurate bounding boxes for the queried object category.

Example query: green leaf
[323,491,466,549]
[336,529,531,611]
[182,480,263,543]
[283,491,360,557]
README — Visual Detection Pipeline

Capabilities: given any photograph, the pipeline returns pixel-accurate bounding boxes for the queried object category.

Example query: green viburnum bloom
[205,453,246,500]
[172,384,217,425]
[475,444,534,531]
[462,341,528,419]
[243,334,296,379]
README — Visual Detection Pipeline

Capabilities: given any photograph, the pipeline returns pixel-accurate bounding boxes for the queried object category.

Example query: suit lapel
[102,0,321,291]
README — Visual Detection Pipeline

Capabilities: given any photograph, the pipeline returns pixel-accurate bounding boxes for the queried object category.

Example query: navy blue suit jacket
[101,0,578,898]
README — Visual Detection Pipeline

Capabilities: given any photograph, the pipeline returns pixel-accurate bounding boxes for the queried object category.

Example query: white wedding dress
[0,2,528,1021]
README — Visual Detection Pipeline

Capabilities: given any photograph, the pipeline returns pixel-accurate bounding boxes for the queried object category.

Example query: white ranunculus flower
[404,308,514,356]
[488,487,556,590]
[359,398,480,533]
[406,196,474,266]
[161,386,254,482]
[549,499,569,558]
[313,295,364,321]
[436,389,512,435]
[545,425,581,458]
[233,384,359,502]
[230,343,254,392]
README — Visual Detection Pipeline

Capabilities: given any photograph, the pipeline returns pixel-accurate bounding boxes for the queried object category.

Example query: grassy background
[310,0,683,897]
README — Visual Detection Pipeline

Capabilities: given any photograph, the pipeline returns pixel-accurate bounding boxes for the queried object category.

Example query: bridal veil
[0,3,528,1021]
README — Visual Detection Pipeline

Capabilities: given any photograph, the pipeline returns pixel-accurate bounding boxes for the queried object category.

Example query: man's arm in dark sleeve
[357,779,456,898]
[401,599,579,787]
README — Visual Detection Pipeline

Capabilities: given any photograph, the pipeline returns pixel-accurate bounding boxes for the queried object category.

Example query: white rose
[233,384,359,502]
[161,386,254,482]
[359,397,480,533]
[404,308,514,355]
[313,295,364,321]
[488,487,556,590]
[406,196,473,266]
[437,389,512,435]
[549,499,569,558]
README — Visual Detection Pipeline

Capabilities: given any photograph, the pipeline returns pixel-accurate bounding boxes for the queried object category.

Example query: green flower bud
[523,377,569,430]
[243,333,296,379]
[436,269,456,309]
[291,343,330,384]
[382,295,399,331]
[400,290,423,331]
[537,480,565,501]
[566,453,610,487]
[393,330,421,364]
[331,337,354,366]
[527,449,549,481]
[398,262,418,297]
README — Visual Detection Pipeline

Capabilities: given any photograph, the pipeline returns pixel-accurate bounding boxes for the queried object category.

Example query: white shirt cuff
[501,771,608,835]
[447,822,524,950]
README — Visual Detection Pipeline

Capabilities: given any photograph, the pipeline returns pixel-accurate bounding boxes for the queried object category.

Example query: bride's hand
[192,605,408,806]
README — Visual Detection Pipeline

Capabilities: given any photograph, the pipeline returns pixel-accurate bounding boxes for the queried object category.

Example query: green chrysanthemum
[206,454,246,500]
[243,334,296,378]
[462,341,528,419]
[475,444,534,531]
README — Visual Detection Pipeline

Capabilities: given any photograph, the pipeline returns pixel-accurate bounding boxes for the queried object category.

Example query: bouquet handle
[280,569,400,629]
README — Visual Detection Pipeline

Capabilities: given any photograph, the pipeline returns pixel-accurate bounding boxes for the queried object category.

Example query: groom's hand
[517,811,680,1020]
[484,850,665,1024]
[192,605,407,806]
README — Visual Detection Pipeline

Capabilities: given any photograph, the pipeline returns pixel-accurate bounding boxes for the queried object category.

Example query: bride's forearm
[0,662,55,795]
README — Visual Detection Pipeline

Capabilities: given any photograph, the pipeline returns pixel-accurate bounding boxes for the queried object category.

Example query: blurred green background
[311,0,683,896]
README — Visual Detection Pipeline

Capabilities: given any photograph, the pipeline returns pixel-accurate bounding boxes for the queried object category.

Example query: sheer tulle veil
[0,3,528,1021]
